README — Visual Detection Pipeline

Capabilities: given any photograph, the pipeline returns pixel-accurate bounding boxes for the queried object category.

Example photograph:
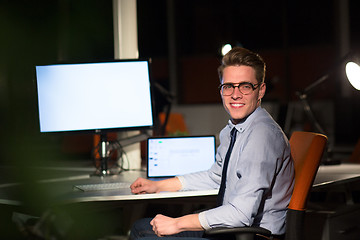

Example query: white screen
[147,136,216,177]
[36,61,153,132]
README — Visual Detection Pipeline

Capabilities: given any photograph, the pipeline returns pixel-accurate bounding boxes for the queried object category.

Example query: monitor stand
[92,133,113,176]
[91,130,150,176]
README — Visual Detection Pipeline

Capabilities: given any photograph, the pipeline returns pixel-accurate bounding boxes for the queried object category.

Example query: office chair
[158,112,189,136]
[205,131,328,240]
[348,138,360,163]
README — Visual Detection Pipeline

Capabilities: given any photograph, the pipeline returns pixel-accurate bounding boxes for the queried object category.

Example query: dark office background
[0,1,360,239]
[1,0,360,165]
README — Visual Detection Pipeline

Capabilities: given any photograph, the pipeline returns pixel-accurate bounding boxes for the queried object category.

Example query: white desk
[313,163,360,188]
[61,163,360,204]
[0,167,218,206]
[57,170,218,205]
[1,163,360,207]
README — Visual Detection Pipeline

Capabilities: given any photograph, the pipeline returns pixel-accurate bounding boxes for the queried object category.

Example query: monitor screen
[35,60,154,133]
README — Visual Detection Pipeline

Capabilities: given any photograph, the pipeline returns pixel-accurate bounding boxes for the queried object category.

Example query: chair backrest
[286,131,327,240]
[288,131,328,211]
[348,138,360,163]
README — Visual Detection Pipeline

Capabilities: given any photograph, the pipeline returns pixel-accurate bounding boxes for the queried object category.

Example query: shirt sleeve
[180,127,230,191]
[179,161,222,191]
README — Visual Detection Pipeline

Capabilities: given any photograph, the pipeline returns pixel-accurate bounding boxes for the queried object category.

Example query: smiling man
[129,47,294,240]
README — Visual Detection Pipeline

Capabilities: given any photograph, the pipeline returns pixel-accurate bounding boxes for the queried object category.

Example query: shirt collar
[227,106,262,133]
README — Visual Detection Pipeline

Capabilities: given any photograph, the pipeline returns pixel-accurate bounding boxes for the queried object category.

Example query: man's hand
[150,214,181,237]
[130,177,158,194]
[150,213,203,237]
[130,177,183,194]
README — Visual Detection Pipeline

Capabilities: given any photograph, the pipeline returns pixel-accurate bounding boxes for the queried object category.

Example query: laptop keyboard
[74,182,131,191]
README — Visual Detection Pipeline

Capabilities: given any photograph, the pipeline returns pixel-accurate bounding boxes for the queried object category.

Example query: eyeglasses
[219,82,260,96]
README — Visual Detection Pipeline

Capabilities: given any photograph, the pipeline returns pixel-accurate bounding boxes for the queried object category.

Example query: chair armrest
[205,226,272,237]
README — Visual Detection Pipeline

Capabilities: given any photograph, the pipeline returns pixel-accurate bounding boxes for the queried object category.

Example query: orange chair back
[348,138,360,163]
[288,131,328,211]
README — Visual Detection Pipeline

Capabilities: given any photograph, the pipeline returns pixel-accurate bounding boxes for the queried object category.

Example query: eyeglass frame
[219,82,261,96]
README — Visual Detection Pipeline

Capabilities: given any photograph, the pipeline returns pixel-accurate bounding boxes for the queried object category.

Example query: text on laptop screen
[147,136,216,178]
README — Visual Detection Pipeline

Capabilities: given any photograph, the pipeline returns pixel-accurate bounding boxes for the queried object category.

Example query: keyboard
[73,182,131,191]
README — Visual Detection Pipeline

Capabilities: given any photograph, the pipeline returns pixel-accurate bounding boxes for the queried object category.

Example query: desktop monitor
[35,59,154,175]
[35,59,154,134]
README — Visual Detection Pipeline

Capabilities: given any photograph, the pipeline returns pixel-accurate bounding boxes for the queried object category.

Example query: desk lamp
[296,54,360,134]
[295,53,360,164]
[345,61,360,90]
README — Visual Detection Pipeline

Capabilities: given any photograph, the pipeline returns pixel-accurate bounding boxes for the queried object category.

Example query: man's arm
[130,177,182,194]
[150,214,203,237]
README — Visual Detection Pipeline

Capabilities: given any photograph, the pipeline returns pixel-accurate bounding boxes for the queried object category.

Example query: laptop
[146,135,216,179]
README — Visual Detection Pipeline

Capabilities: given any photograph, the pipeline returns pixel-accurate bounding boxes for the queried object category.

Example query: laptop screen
[147,135,216,178]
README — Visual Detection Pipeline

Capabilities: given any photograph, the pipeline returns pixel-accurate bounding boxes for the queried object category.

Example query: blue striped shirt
[178,107,294,235]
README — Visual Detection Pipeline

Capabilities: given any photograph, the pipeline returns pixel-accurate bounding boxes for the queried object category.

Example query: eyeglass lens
[221,83,255,95]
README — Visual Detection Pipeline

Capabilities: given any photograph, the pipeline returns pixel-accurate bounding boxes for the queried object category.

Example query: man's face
[220,65,266,124]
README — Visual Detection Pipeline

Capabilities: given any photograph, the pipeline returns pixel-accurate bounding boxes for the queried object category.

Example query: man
[130,47,294,239]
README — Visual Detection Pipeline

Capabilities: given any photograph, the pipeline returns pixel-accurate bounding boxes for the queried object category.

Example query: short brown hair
[218,47,266,84]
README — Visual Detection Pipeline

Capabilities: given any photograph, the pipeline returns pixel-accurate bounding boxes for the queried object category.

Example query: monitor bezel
[34,58,155,135]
